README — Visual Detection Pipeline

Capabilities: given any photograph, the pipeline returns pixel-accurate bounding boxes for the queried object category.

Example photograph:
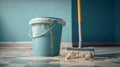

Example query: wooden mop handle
[78,0,81,22]
[78,0,82,48]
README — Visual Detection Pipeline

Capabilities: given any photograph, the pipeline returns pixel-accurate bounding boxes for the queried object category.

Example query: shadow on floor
[95,52,120,58]
[94,51,120,64]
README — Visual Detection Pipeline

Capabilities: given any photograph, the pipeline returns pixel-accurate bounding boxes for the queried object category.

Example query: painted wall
[72,0,115,43]
[0,0,72,42]
[81,0,115,42]
[115,0,120,42]
[72,0,79,43]
[0,0,118,43]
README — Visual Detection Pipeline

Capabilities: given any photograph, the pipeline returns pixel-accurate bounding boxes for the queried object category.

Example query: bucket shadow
[24,59,61,67]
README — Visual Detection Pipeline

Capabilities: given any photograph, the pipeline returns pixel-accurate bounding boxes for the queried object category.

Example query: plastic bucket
[29,17,65,56]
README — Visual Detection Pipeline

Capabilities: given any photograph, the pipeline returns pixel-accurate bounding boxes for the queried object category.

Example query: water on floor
[0,47,120,67]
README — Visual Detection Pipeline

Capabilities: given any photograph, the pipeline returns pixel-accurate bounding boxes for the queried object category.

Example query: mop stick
[78,0,82,48]
[67,0,94,52]
[63,0,94,60]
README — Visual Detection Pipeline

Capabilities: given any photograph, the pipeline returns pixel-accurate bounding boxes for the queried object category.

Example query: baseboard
[73,42,120,47]
[0,42,120,48]
[0,42,72,49]
[0,42,32,47]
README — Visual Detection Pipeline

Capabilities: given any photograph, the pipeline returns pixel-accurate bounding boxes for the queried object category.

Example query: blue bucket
[29,17,65,56]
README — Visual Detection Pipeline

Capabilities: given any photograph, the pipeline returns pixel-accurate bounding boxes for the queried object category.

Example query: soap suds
[31,25,39,38]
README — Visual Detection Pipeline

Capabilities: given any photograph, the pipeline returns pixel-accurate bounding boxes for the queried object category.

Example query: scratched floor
[0,47,120,67]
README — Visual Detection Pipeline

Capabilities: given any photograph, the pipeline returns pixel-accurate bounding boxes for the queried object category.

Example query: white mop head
[61,50,94,60]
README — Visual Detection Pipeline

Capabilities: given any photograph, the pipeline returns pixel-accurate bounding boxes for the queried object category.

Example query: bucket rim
[29,17,65,26]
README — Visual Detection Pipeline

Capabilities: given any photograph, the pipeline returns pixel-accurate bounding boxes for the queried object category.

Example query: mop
[62,0,94,60]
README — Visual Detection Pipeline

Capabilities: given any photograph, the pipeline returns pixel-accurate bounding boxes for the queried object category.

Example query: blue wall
[72,0,115,43]
[115,0,120,42]
[0,0,72,42]
[72,0,79,43]
[81,0,115,42]
[0,0,119,43]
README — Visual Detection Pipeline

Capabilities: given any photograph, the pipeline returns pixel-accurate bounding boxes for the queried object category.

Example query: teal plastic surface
[29,18,63,56]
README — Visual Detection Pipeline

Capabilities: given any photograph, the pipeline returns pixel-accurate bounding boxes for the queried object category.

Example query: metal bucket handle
[28,23,56,39]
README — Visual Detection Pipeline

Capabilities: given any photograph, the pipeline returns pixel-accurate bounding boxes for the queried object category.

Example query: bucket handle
[28,23,56,39]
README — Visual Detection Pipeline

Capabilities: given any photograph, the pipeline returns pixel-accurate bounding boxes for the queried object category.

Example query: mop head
[60,50,94,60]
